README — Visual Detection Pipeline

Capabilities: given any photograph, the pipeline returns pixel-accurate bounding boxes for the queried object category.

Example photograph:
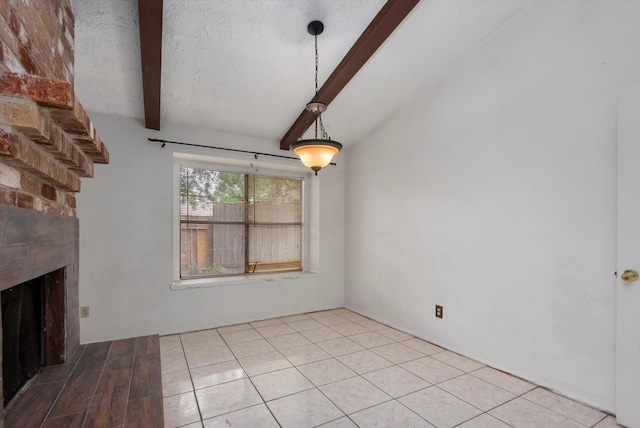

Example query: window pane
[213,172,245,203]
[181,223,245,278]
[210,224,245,274]
[180,167,218,198]
[211,202,245,223]
[249,176,301,224]
[248,225,301,273]
[181,196,212,220]
[180,222,199,274]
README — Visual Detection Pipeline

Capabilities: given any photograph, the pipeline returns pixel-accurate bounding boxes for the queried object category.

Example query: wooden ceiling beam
[280,0,420,150]
[138,0,163,130]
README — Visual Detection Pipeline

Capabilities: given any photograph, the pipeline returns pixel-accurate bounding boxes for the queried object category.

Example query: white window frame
[172,152,316,289]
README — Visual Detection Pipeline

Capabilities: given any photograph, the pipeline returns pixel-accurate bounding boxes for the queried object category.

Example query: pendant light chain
[314,33,319,139]
[314,34,319,96]
[313,33,330,141]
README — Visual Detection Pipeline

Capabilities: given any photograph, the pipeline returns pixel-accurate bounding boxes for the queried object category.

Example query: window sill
[171,271,320,290]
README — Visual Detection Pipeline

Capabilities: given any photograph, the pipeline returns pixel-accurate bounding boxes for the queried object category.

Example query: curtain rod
[148,138,336,166]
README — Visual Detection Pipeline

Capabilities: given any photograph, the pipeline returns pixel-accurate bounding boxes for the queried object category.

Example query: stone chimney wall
[0,0,108,217]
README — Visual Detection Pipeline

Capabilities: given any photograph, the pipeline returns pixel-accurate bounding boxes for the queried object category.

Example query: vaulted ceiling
[70,0,531,150]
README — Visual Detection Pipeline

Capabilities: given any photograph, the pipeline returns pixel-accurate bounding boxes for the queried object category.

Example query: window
[179,165,304,279]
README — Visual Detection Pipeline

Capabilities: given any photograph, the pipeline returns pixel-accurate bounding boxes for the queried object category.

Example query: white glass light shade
[290,139,342,174]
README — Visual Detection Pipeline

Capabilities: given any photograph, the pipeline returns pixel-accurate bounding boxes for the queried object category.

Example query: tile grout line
[330,371,428,426]
[120,339,138,427]
[79,341,114,427]
[131,340,151,423]
[182,333,207,426]
[39,344,88,425]
[242,368,284,427]
[231,325,282,426]
[517,391,604,428]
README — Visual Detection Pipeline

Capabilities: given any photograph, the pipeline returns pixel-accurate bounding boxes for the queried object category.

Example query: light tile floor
[160,308,620,428]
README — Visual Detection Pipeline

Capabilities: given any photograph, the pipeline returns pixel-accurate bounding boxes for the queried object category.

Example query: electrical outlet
[80,306,90,318]
[435,305,443,319]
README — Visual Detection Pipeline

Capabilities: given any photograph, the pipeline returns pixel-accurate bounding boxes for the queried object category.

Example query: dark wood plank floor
[4,335,164,427]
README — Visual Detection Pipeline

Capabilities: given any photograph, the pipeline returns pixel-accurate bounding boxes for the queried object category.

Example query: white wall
[345,1,640,412]
[77,114,345,343]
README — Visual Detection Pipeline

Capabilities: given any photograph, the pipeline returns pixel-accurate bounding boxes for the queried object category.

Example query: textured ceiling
[71,0,531,147]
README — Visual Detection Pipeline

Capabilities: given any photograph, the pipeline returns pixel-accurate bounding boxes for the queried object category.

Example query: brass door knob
[621,270,639,282]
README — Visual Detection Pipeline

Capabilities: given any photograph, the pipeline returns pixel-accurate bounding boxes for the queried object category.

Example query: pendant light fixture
[290,21,342,175]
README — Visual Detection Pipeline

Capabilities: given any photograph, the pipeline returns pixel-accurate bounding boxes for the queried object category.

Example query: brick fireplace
[0,0,109,423]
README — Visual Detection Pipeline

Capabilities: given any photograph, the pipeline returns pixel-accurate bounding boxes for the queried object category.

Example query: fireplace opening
[1,277,45,405]
[1,267,67,406]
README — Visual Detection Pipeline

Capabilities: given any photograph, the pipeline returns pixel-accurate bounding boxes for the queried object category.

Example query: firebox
[1,267,68,405]
[1,275,45,404]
